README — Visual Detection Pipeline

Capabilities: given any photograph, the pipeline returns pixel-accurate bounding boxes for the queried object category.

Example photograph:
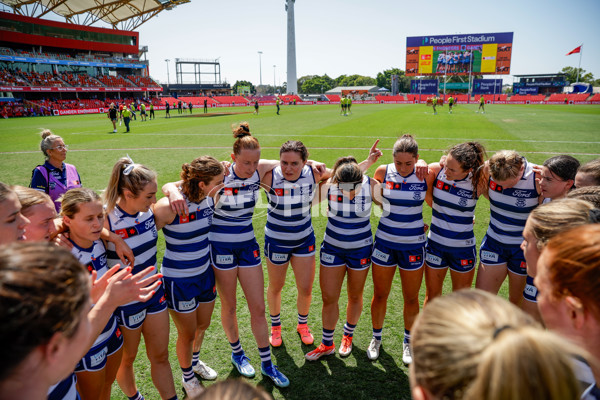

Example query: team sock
[270,313,281,327]
[343,322,356,338]
[373,327,383,341]
[322,328,335,346]
[230,339,244,357]
[181,366,195,382]
[259,346,272,368]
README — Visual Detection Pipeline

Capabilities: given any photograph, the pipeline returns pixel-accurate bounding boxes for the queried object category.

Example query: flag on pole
[566,46,582,56]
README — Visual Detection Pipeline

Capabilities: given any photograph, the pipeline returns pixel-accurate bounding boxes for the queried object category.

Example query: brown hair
[527,198,596,250]
[543,155,580,183]
[60,188,102,219]
[392,134,418,157]
[0,242,89,381]
[103,157,157,212]
[577,158,600,186]
[0,182,12,202]
[542,224,600,319]
[180,156,224,203]
[331,156,362,184]
[412,289,582,400]
[488,150,524,182]
[280,140,309,162]
[448,142,487,198]
[232,122,260,155]
[567,186,600,208]
[39,129,62,158]
[12,186,52,216]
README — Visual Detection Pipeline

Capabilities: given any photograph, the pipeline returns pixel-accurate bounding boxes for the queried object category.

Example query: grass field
[1,103,599,400]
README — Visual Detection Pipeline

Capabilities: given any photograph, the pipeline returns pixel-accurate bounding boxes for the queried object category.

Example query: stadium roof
[326,86,380,94]
[0,0,189,30]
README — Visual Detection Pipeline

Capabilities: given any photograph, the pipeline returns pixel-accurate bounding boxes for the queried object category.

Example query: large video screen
[406,32,513,76]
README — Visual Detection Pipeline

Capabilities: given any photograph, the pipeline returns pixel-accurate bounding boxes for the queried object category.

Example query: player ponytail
[104,156,156,212]
[488,150,524,182]
[393,134,418,157]
[232,122,260,155]
[180,156,224,203]
[448,142,487,198]
[331,156,362,185]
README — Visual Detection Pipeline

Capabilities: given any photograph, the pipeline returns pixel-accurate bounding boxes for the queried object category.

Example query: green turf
[1,103,599,400]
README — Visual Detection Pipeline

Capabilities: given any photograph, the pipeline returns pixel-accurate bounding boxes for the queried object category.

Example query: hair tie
[241,125,250,132]
[123,154,135,176]
[493,325,513,339]
[589,208,600,224]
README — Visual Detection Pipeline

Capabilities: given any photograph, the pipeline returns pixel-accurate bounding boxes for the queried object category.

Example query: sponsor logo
[512,190,533,198]
[409,255,422,263]
[413,192,421,200]
[308,245,315,252]
[481,250,499,262]
[461,259,474,266]
[178,299,196,311]
[372,248,390,262]
[253,250,260,258]
[425,253,442,265]
[459,197,468,207]
[524,284,538,297]
[456,189,472,198]
[360,258,370,265]
[321,252,335,263]
[128,309,146,326]
[216,254,234,264]
[272,253,287,262]
[520,261,527,271]
[516,199,526,208]
[89,346,108,368]
[409,184,425,191]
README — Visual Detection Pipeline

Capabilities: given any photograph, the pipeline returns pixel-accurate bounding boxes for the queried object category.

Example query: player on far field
[447,95,454,114]
[477,95,485,113]
[347,96,353,115]
[276,97,281,115]
[165,101,171,118]
[140,103,146,122]
[254,100,259,115]
[432,95,438,115]
[149,103,155,120]
[108,103,118,133]
[340,95,346,116]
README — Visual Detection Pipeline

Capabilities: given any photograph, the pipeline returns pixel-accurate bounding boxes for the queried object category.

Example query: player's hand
[167,188,188,216]
[106,266,163,305]
[114,236,134,267]
[368,139,383,165]
[532,165,543,183]
[439,155,448,169]
[221,161,231,177]
[415,159,428,180]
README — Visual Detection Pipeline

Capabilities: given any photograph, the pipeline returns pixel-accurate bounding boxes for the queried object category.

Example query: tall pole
[273,65,276,93]
[165,59,170,88]
[258,51,263,87]
[286,0,297,94]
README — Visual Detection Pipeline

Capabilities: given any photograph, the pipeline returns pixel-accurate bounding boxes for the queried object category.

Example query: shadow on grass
[259,341,410,400]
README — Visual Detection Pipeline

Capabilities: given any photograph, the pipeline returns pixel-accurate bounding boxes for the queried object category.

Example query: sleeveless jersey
[375,164,427,248]
[265,165,316,247]
[210,166,261,246]
[47,373,79,400]
[428,168,477,248]
[162,196,214,278]
[70,239,117,348]
[32,162,81,211]
[486,160,539,245]
[106,206,158,275]
[323,175,373,249]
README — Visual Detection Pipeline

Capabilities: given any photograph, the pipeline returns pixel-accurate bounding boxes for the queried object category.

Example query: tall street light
[164,59,170,87]
[258,51,263,87]
[273,65,276,93]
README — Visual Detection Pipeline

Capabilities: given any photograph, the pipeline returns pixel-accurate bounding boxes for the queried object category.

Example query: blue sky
[21,0,600,86]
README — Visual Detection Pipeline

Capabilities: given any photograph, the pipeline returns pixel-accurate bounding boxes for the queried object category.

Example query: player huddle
[1,125,600,400]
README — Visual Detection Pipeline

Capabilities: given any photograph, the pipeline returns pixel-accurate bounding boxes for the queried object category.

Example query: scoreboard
[406,32,513,76]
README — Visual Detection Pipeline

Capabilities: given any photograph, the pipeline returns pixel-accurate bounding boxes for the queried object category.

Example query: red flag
[566,46,581,56]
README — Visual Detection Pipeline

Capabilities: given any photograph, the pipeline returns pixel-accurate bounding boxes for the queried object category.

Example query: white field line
[3,146,600,156]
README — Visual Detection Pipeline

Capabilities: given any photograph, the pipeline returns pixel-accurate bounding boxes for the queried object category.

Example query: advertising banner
[406,32,513,76]
[472,79,503,94]
[0,85,162,92]
[410,79,438,94]
[514,87,539,95]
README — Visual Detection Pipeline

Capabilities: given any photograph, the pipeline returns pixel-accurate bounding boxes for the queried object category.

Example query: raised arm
[358,139,383,172]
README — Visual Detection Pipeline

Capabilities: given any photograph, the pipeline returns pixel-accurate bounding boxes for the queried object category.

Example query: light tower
[285,0,297,94]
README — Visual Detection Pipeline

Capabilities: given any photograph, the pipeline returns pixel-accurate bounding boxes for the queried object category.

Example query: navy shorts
[371,240,425,271]
[523,275,538,302]
[425,240,477,273]
[75,318,123,372]
[115,285,167,330]
[479,235,527,275]
[320,241,372,270]
[210,240,261,270]
[164,268,217,313]
[264,234,316,265]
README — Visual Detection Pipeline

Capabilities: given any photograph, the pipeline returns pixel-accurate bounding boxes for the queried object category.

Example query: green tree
[560,66,594,84]
[232,80,255,94]
[376,68,410,93]
[334,74,375,87]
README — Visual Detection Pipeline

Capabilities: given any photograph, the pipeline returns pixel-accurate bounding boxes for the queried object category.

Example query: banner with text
[406,32,513,76]
[472,79,503,94]
[410,79,439,95]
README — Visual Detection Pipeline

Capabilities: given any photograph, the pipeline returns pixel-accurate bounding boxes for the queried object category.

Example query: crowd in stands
[1,47,144,65]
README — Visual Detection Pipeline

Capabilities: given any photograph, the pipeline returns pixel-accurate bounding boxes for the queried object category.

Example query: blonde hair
[180,156,224,203]
[0,182,13,203]
[12,186,52,216]
[488,150,524,181]
[60,188,102,219]
[104,157,156,212]
[232,122,260,155]
[39,129,62,158]
[393,134,418,157]
[412,289,582,400]
[527,198,596,250]
[194,379,272,400]
[577,158,600,186]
